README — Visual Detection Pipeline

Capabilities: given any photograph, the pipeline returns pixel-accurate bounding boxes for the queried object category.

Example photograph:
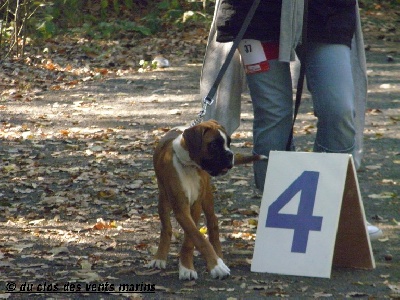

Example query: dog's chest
[173,156,201,206]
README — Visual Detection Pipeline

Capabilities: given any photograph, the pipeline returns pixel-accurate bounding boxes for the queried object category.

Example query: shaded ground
[0,9,400,300]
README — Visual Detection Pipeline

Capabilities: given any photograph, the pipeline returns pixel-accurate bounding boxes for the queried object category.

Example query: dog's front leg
[202,191,223,258]
[179,232,198,280]
[174,204,230,279]
[178,202,202,280]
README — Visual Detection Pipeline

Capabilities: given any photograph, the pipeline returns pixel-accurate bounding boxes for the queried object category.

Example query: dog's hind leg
[146,188,172,269]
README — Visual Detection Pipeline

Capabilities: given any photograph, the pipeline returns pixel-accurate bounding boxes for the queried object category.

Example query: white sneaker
[367,222,383,241]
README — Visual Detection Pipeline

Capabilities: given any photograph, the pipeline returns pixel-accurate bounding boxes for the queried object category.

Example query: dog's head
[182,120,233,176]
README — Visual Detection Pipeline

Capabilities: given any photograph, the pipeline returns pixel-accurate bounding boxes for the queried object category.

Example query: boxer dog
[147,120,265,280]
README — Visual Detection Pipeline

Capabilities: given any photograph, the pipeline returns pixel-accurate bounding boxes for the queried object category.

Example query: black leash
[191,0,261,127]
[286,0,308,151]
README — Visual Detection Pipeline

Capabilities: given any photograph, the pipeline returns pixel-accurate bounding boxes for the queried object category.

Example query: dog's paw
[146,259,166,269]
[210,258,230,279]
[179,261,198,280]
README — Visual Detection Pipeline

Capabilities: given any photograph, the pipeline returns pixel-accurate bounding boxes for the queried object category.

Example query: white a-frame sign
[251,151,375,278]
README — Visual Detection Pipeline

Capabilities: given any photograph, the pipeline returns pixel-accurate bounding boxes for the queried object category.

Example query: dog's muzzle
[202,150,234,177]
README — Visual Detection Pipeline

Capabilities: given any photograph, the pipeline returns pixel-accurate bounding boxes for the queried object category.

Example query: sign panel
[251,151,375,278]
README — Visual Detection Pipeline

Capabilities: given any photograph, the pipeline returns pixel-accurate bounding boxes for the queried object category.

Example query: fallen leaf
[247,285,269,290]
[28,219,47,225]
[199,226,207,235]
[154,285,171,292]
[50,246,69,256]
[368,192,396,199]
[10,243,34,253]
[80,260,92,270]
[93,218,117,230]
[183,281,197,287]
[209,287,226,291]
[135,269,161,276]
[365,164,381,170]
[313,292,333,298]
[388,284,400,294]
[233,180,249,186]
[346,292,369,297]
[74,271,102,282]
[168,109,182,115]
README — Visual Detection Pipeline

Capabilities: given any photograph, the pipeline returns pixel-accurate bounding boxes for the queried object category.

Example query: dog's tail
[234,153,268,166]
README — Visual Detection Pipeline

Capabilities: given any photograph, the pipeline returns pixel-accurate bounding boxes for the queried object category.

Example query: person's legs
[246,60,293,190]
[305,43,383,240]
[305,43,356,154]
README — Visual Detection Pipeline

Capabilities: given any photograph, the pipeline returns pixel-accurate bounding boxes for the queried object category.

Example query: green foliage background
[0,0,215,57]
[0,0,399,58]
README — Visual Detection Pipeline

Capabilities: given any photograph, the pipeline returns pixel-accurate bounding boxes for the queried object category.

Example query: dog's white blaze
[218,129,231,153]
[172,136,201,206]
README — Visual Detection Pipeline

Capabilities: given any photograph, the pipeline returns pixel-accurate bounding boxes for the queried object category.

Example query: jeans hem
[314,141,355,153]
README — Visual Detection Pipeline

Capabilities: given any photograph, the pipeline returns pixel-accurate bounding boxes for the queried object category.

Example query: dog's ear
[182,125,204,162]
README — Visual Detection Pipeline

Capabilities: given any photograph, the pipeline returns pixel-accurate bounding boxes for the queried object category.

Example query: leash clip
[190,96,214,127]
[199,96,214,118]
[203,96,214,107]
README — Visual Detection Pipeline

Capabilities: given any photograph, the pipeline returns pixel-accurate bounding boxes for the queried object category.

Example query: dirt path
[1,32,400,300]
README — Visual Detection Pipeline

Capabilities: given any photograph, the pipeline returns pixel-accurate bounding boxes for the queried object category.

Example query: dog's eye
[208,140,220,152]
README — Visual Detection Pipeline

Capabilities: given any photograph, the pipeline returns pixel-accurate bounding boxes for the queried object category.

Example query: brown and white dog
[147,120,265,280]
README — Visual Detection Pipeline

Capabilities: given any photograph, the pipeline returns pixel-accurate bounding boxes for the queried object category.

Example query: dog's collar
[172,135,200,169]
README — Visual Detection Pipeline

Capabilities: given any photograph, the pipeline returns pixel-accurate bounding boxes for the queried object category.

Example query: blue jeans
[246,43,356,190]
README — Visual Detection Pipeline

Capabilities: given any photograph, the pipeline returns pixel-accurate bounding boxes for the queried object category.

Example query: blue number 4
[266,171,323,253]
